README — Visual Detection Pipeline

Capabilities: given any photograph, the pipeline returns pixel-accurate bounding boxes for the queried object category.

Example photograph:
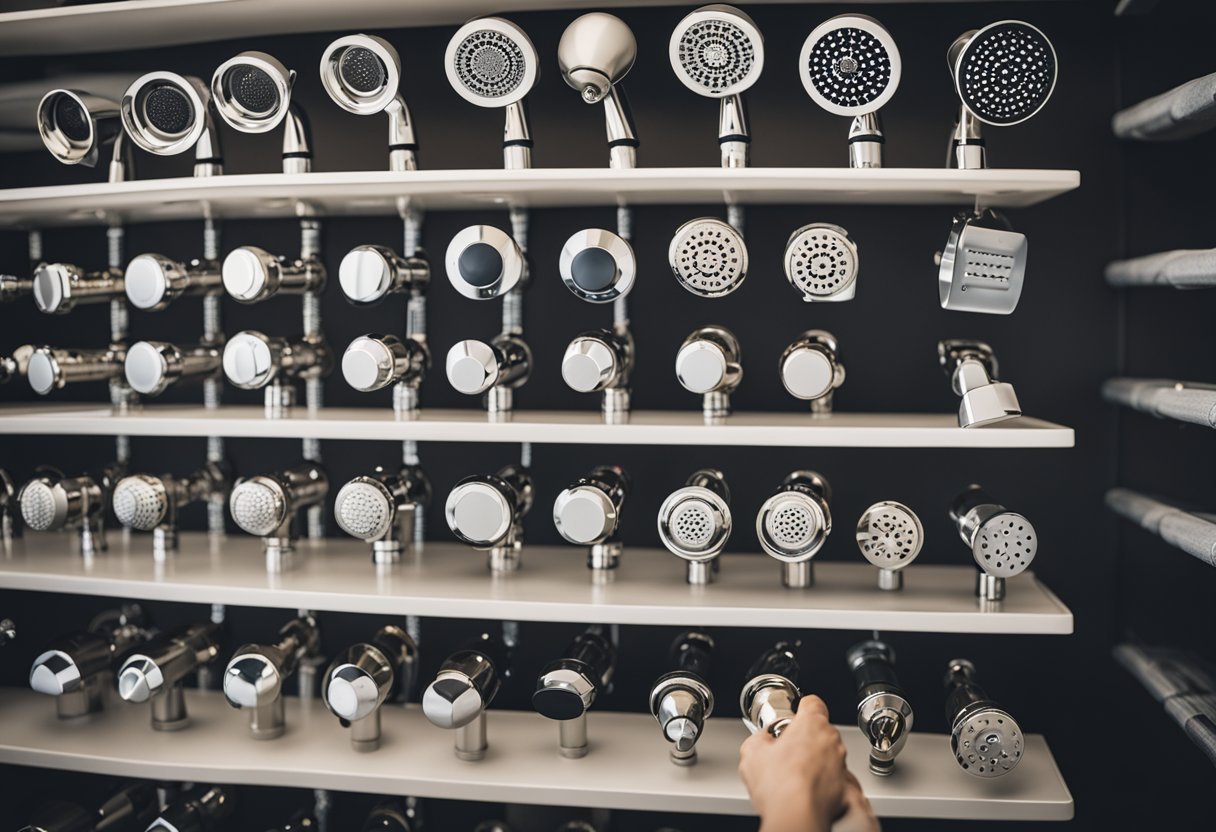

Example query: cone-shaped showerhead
[558,13,637,104]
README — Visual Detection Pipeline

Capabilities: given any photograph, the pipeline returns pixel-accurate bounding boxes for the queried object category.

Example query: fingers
[797,694,830,721]
[838,772,879,832]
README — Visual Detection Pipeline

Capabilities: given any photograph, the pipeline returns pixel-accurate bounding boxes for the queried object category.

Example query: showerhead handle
[125,253,222,311]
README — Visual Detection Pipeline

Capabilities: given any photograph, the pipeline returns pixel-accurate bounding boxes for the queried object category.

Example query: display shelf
[0,534,1074,635]
[0,688,1074,820]
[0,168,1081,229]
[0,404,1076,449]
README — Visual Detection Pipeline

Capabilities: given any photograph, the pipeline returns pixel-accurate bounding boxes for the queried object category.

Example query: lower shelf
[0,688,1074,821]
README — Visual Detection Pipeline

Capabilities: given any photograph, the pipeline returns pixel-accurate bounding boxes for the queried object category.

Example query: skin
[738,695,880,832]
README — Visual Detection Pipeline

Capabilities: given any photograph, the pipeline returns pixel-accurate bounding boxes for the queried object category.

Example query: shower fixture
[846,639,913,775]
[937,209,1028,314]
[658,468,732,585]
[445,464,533,573]
[445,225,527,301]
[334,464,431,565]
[740,642,801,736]
[799,15,901,168]
[117,621,222,731]
[223,614,321,739]
[756,470,832,588]
[21,782,158,832]
[212,51,312,172]
[558,13,639,168]
[779,330,845,413]
[668,217,748,298]
[112,462,229,557]
[422,632,509,760]
[323,625,418,751]
[320,34,418,171]
[553,464,630,576]
[938,339,1021,427]
[339,244,429,306]
[124,252,222,311]
[222,330,332,417]
[559,228,635,304]
[445,334,531,416]
[24,345,123,397]
[32,261,124,315]
[649,631,715,765]
[675,325,743,420]
[120,72,222,175]
[669,4,764,167]
[342,334,429,396]
[561,329,633,418]
[944,658,1023,776]
[364,798,423,832]
[146,787,233,831]
[228,463,329,571]
[124,340,221,396]
[19,467,119,556]
[222,245,326,304]
[533,625,617,758]
[37,88,133,180]
[1,468,19,543]
[783,223,859,302]
[949,484,1037,603]
[946,20,1057,169]
[856,501,924,591]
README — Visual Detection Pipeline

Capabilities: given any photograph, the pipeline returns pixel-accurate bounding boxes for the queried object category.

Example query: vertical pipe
[202,218,225,535]
[27,230,43,268]
[107,225,133,456]
[508,206,530,463]
[300,219,324,541]
[402,209,426,547]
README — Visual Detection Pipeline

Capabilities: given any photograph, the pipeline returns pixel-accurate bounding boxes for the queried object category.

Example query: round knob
[422,674,484,729]
[445,226,524,300]
[125,253,181,310]
[29,650,82,696]
[117,655,164,703]
[445,340,498,395]
[325,664,382,721]
[781,345,835,400]
[32,263,76,314]
[124,340,174,395]
[675,339,728,394]
[25,348,61,395]
[222,246,276,303]
[559,229,635,303]
[561,336,618,393]
[553,486,616,545]
[339,245,395,304]
[533,666,595,719]
[224,653,282,708]
[445,480,513,546]
[342,335,396,392]
[223,331,278,389]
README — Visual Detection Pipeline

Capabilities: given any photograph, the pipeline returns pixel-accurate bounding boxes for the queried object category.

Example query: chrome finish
[1,274,33,304]
[856,501,924,591]
[117,622,221,730]
[148,786,234,831]
[558,13,639,167]
[365,798,422,832]
[944,658,1023,777]
[783,223,858,302]
[120,72,223,172]
[342,334,428,393]
[949,485,1036,603]
[445,225,526,300]
[339,244,429,305]
[223,330,332,390]
[422,633,507,760]
[559,228,635,304]
[37,88,132,179]
[33,262,124,314]
[229,464,328,570]
[445,334,531,412]
[224,614,320,739]
[19,470,113,556]
[124,340,220,396]
[125,253,222,311]
[26,344,124,396]
[335,465,430,565]
[533,627,616,758]
[657,468,732,584]
[320,34,417,171]
[740,642,801,736]
[30,607,149,720]
[211,52,298,141]
[675,325,742,419]
[649,631,715,765]
[445,464,533,572]
[937,209,1028,315]
[779,330,845,413]
[561,329,633,417]
[847,640,913,775]
[938,339,1021,428]
[1,468,18,543]
[112,462,229,557]
[222,245,326,303]
[756,471,832,588]
[668,217,748,298]
[323,625,417,751]
[553,465,630,574]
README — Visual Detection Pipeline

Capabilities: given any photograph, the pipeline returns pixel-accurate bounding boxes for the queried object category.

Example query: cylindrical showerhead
[553,465,630,547]
[856,501,924,590]
[212,51,295,133]
[445,17,539,107]
[558,13,637,104]
[120,72,211,155]
[740,643,801,736]
[668,217,748,298]
[669,5,764,98]
[756,471,831,587]
[112,474,170,531]
[338,244,429,306]
[445,225,526,300]
[37,89,122,168]
[19,475,101,533]
[559,228,636,303]
[125,340,221,396]
[445,465,534,550]
[319,34,401,115]
[779,330,845,407]
[783,223,859,302]
[944,659,1023,777]
[657,469,732,583]
[799,15,901,117]
[949,485,1037,583]
[951,21,1056,126]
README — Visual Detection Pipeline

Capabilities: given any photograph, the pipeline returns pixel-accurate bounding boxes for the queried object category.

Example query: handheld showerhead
[120,72,222,175]
[649,631,716,766]
[559,228,635,304]
[856,501,923,591]
[558,13,639,168]
[783,223,858,302]
[937,209,1028,315]
[799,15,901,168]
[445,464,534,572]
[212,51,311,173]
[938,339,1021,427]
[657,469,732,585]
[37,89,132,180]
[756,471,832,588]
[320,34,417,171]
[668,217,749,298]
[944,658,1024,777]
[446,225,527,300]
[335,465,430,564]
[949,485,1036,603]
[740,642,800,736]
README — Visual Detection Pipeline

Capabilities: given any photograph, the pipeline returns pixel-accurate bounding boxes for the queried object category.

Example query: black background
[0,0,1212,829]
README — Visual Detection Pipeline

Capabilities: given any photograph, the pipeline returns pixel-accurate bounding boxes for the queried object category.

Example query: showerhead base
[877,568,903,592]
[487,540,522,574]
[264,537,298,573]
[264,381,296,419]
[782,560,813,589]
[977,571,1006,603]
[686,559,716,585]
[848,113,884,169]
[959,381,1021,428]
[588,541,622,574]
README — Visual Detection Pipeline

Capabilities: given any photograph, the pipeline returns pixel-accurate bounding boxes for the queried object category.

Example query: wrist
[759,803,824,832]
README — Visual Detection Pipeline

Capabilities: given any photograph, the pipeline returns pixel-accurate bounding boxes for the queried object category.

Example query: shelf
[0,534,1073,635]
[0,687,1074,820]
[0,405,1076,449]
[0,168,1081,229]
[0,0,1071,58]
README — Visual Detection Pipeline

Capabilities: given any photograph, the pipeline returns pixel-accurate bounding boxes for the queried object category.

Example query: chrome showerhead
[740,642,801,737]
[938,209,1028,315]
[446,225,527,300]
[212,51,294,133]
[675,325,743,420]
[124,340,222,396]
[319,34,416,171]
[783,223,858,302]
[558,13,636,105]
[658,469,732,585]
[230,477,289,537]
[670,5,764,99]
[446,464,534,572]
[856,501,923,590]
[847,639,914,775]
[37,89,130,177]
[112,475,170,531]
[756,471,832,587]
[779,330,845,411]
[949,485,1037,602]
[559,228,635,304]
[342,334,428,394]
[668,217,748,298]
[938,339,1021,427]
[447,18,538,107]
[335,466,429,564]
[951,21,1056,127]
[120,72,222,173]
[944,659,1023,777]
[229,464,327,570]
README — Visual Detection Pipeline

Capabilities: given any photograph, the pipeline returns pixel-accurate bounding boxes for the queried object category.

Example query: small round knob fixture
[676,340,728,394]
[561,336,619,393]
[223,331,278,389]
[124,341,173,395]
[446,480,514,546]
[222,246,276,303]
[446,226,525,300]
[29,650,83,696]
[325,664,381,721]
[553,486,617,545]
[117,656,164,703]
[32,263,77,314]
[224,653,281,708]
[26,348,62,395]
[339,245,395,304]
[125,253,181,310]
[446,340,498,395]
[422,675,484,729]
[343,336,396,392]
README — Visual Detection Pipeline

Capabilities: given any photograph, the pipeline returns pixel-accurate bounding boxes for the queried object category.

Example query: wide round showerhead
[669,5,764,98]
[229,477,289,536]
[222,330,279,390]
[756,490,829,562]
[121,72,208,155]
[559,228,636,304]
[125,253,186,311]
[657,486,731,561]
[952,706,1023,777]
[334,476,396,541]
[37,89,112,166]
[320,35,402,115]
[445,477,516,548]
[973,511,1036,577]
[212,51,294,133]
[19,479,66,531]
[668,217,748,298]
[784,223,859,301]
[953,21,1056,126]
[799,15,901,117]
[113,475,170,530]
[445,225,526,300]
[446,17,538,107]
[856,501,923,570]
[558,13,637,104]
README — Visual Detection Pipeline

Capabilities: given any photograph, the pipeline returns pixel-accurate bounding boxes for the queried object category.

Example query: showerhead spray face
[756,471,832,588]
[657,469,732,585]
[120,72,222,175]
[668,217,749,298]
[320,34,417,171]
[212,51,311,172]
[37,89,130,179]
[937,209,1028,315]
[334,465,430,565]
[944,658,1023,777]
[19,472,109,556]
[799,15,901,168]
[558,13,639,168]
[229,464,328,571]
[113,463,228,557]
[669,5,764,168]
[949,484,1037,603]
[856,501,923,591]
[847,640,914,775]
[783,223,858,302]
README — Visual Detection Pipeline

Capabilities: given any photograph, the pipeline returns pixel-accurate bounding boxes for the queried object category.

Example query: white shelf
[0,534,1073,635]
[0,0,1063,57]
[0,688,1074,820]
[0,168,1081,229]
[0,405,1075,449]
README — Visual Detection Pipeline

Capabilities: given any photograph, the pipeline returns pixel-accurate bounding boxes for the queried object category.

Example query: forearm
[759,804,827,832]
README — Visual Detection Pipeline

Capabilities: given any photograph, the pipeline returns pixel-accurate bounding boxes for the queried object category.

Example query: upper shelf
[0,168,1082,229]
[0,404,1076,449]
[0,534,1073,635]
[0,0,1067,57]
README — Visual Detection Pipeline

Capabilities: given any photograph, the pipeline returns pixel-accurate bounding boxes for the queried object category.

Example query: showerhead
[799,15,901,117]
[951,21,1056,127]
[125,340,221,396]
[120,72,212,155]
[445,225,527,300]
[756,471,831,587]
[335,477,397,541]
[445,466,534,551]
[320,35,401,115]
[112,475,170,531]
[675,325,743,397]
[558,13,637,104]
[446,17,538,107]
[658,469,732,583]
[212,51,296,134]
[944,659,1023,777]
[856,501,923,590]
[19,474,103,534]
[668,217,749,298]
[938,209,1027,315]
[37,89,123,168]
[847,639,914,775]
[230,476,289,537]
[669,5,764,98]
[938,339,1021,427]
[779,330,845,408]
[783,222,858,302]
[559,228,636,304]
[949,485,1036,602]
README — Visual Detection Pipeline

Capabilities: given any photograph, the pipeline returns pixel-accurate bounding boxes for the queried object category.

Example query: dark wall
[1,1,1197,829]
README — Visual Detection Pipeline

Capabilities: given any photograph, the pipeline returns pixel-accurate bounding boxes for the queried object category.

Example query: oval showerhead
[799,15,901,117]
[320,34,402,115]
[120,72,210,155]
[952,21,1056,127]
[668,218,748,298]
[446,17,538,107]
[212,51,295,133]
[229,477,289,537]
[558,13,637,104]
[669,5,764,98]
[37,89,120,167]
[856,501,923,579]
[445,225,526,300]
[756,490,829,563]
[971,510,1036,578]
[559,228,635,304]
[112,474,170,531]
[657,480,732,564]
[783,223,858,302]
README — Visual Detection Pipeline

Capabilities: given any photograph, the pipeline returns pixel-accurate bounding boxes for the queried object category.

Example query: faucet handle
[26,345,124,396]
[33,262,124,314]
[125,252,222,311]
[339,244,429,305]
[343,333,428,392]
[124,340,221,396]
[223,245,325,303]
[561,329,631,394]
[779,329,845,410]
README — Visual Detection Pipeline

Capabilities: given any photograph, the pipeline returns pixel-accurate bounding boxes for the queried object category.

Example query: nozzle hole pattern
[957,714,1023,776]
[766,503,814,549]
[786,226,857,297]
[671,501,715,549]
[142,85,192,136]
[226,65,280,114]
[52,96,89,141]
[976,517,1035,576]
[669,220,747,298]
[453,30,528,99]
[676,19,757,94]
[805,25,893,110]
[339,47,387,94]
[860,509,920,563]
[957,22,1055,126]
